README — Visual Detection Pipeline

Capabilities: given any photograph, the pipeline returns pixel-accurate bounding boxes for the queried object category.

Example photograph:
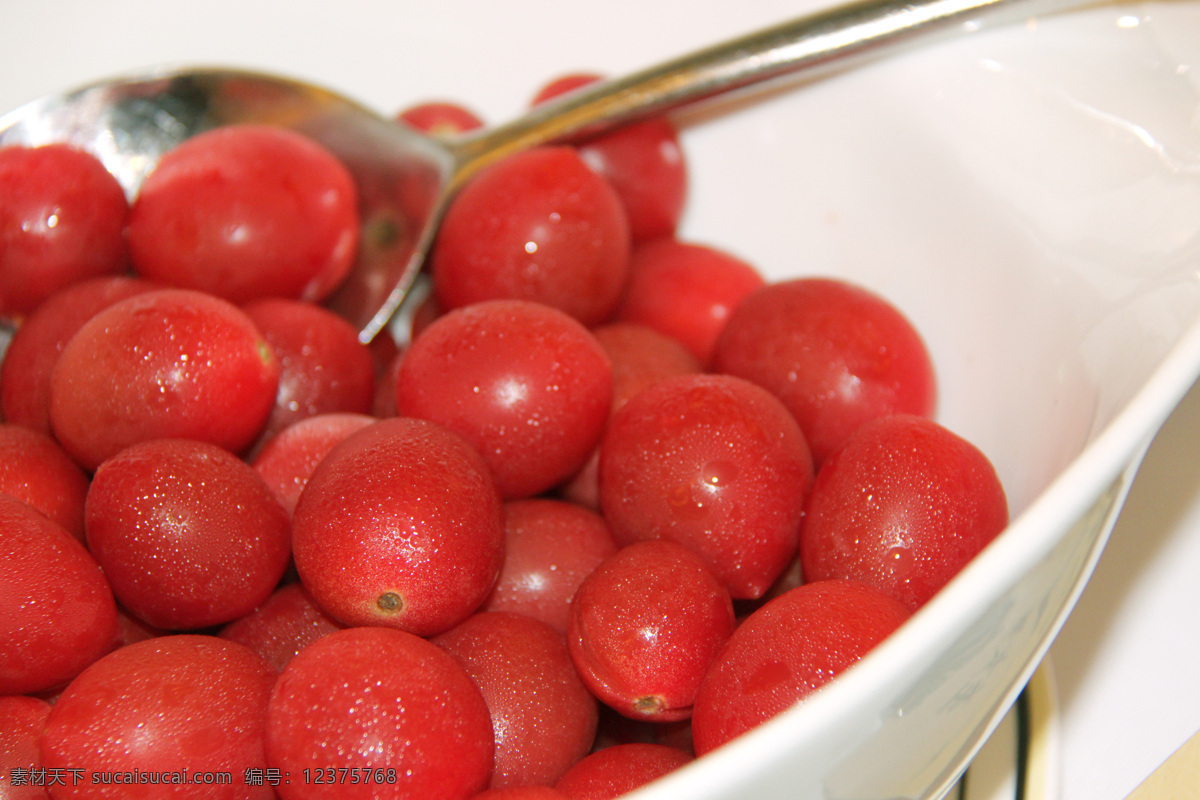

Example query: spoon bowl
[0,0,1064,342]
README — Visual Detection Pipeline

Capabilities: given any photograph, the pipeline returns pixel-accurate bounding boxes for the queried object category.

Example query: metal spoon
[0,0,1070,343]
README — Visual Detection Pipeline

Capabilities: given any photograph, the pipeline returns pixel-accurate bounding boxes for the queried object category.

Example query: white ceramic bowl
[4,1,1200,798]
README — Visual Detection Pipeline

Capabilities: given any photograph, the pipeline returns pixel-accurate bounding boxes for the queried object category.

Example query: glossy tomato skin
[430,147,631,327]
[265,626,494,800]
[615,238,765,366]
[39,635,277,800]
[799,414,1009,610]
[47,288,280,471]
[0,424,90,542]
[553,743,692,800]
[243,299,377,447]
[0,695,53,800]
[85,438,291,630]
[395,101,485,135]
[250,412,377,516]
[559,322,703,509]
[0,275,161,436]
[712,277,937,467]
[0,143,129,320]
[531,74,687,243]
[126,124,359,305]
[691,579,911,755]
[291,417,505,637]
[598,373,813,599]
[0,494,118,696]
[433,612,598,788]
[218,583,343,673]
[394,300,613,499]
[480,499,618,634]
[567,540,735,722]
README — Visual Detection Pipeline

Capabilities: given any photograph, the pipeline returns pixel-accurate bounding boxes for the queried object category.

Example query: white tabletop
[1049,374,1200,800]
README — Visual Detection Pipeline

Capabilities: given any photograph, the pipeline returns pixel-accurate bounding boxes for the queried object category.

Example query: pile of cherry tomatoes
[0,72,1007,800]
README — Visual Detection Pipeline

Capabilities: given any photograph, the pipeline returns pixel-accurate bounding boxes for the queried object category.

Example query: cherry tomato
[712,277,937,466]
[798,414,1009,610]
[396,101,485,135]
[85,438,292,630]
[554,743,692,800]
[430,147,631,327]
[127,124,359,305]
[40,635,277,800]
[218,583,343,673]
[250,412,376,516]
[265,626,494,800]
[598,373,813,599]
[243,298,377,447]
[480,498,618,633]
[691,579,911,755]
[0,143,129,320]
[394,299,613,499]
[434,611,598,788]
[0,494,118,696]
[568,540,735,722]
[616,238,765,366]
[47,288,280,470]
[291,416,505,637]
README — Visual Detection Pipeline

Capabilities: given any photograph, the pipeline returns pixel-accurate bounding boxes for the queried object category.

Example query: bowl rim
[622,277,1200,800]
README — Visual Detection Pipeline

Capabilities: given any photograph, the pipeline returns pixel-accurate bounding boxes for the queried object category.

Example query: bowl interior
[676,1,1200,517]
[633,1,1200,796]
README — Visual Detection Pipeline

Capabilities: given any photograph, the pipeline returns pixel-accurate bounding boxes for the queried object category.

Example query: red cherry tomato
[567,540,735,722]
[127,124,359,305]
[554,743,692,800]
[480,498,618,633]
[712,277,937,466]
[85,438,292,630]
[430,147,631,327]
[691,579,911,755]
[243,298,377,447]
[799,414,1009,610]
[48,288,281,471]
[396,101,485,135]
[0,494,118,696]
[219,583,343,673]
[265,626,494,800]
[40,635,277,800]
[291,416,505,637]
[394,299,613,500]
[250,412,376,516]
[0,143,129,320]
[434,611,598,788]
[616,238,765,366]
[598,373,813,599]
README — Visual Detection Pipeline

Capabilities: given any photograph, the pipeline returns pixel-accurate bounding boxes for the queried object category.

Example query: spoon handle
[447,0,1078,185]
